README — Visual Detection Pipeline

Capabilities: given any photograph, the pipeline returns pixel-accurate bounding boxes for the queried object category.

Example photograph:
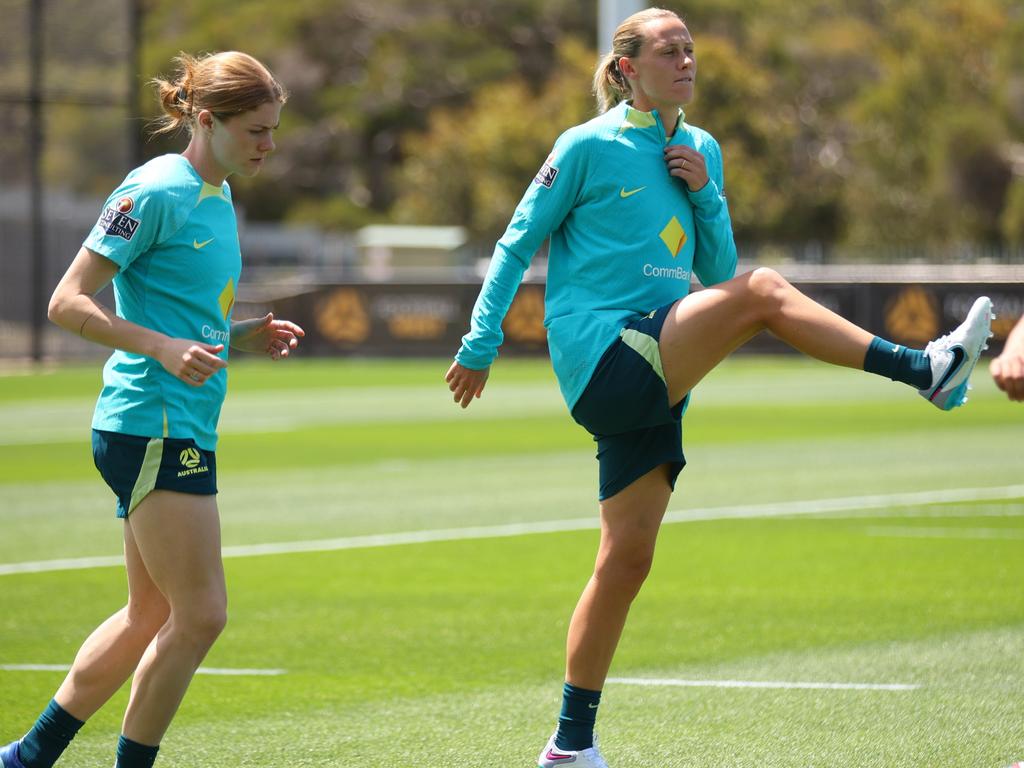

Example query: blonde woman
[2,52,302,768]
[446,8,991,767]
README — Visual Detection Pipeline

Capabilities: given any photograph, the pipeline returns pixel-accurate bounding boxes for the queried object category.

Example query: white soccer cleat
[537,733,610,768]
[918,296,993,410]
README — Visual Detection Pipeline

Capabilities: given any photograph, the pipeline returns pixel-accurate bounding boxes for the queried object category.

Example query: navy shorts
[92,430,218,518]
[571,302,688,501]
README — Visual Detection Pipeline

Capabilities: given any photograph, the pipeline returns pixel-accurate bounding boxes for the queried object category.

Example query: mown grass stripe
[865,526,1024,540]
[0,663,285,676]
[608,677,921,691]
[2,484,1021,577]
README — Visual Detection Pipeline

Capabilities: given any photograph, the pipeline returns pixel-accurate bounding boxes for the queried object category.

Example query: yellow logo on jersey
[659,216,687,257]
[218,278,235,320]
[620,186,647,198]
[193,238,215,249]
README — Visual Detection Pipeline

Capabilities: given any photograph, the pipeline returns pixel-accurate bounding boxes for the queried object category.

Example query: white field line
[2,484,1023,577]
[0,663,285,676]
[608,677,920,691]
[865,526,1024,540]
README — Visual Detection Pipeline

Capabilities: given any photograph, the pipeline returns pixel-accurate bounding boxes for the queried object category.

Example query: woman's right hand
[157,338,228,387]
[445,361,490,409]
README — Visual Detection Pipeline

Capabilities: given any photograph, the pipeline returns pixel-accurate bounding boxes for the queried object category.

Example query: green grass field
[1,356,1022,767]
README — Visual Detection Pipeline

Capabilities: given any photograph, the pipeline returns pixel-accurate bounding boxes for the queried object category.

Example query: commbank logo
[179,447,201,469]
[659,216,687,257]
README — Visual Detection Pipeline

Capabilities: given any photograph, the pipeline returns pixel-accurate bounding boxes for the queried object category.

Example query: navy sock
[554,682,602,751]
[863,337,932,389]
[18,700,84,768]
[115,736,159,768]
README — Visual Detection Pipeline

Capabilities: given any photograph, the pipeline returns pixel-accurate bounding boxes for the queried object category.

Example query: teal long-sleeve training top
[456,101,738,411]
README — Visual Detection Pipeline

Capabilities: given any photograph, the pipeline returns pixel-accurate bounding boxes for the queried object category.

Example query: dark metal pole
[29,0,46,362]
[129,0,144,166]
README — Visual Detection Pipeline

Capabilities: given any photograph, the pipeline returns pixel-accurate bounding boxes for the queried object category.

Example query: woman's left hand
[990,349,1024,401]
[664,145,709,192]
[231,313,305,359]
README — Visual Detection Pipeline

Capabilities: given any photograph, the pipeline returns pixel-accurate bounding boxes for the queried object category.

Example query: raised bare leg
[659,268,873,404]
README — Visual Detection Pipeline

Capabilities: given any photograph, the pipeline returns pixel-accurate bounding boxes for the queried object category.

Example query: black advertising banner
[266,285,468,356]
[247,281,1024,357]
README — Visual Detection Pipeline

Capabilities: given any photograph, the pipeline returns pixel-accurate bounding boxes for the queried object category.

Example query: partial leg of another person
[114,490,227,768]
[1,523,171,768]
[659,268,992,409]
[540,464,673,768]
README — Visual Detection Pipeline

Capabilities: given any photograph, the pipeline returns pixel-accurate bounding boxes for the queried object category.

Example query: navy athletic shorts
[92,429,218,518]
[571,302,688,501]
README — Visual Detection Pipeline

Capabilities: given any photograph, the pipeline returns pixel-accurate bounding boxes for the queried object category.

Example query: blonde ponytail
[592,7,682,113]
[593,51,631,115]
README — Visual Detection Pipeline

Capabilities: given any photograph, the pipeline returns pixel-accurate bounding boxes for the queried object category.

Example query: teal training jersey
[84,154,242,450]
[456,102,738,409]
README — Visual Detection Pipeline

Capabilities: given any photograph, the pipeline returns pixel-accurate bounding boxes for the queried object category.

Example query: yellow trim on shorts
[619,328,666,384]
[127,438,163,516]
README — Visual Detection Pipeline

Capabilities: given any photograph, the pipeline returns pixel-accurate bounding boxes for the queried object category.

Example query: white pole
[598,0,644,53]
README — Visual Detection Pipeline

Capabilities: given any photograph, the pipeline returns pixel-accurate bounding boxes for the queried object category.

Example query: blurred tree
[141,0,595,227]
[1002,176,1024,246]
[391,38,595,240]
[5,0,1019,251]
[842,0,1017,247]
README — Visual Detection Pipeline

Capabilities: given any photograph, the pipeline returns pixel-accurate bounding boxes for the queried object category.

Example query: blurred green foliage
[7,0,1023,248]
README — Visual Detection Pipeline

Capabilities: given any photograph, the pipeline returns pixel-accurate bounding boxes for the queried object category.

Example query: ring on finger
[189,372,201,382]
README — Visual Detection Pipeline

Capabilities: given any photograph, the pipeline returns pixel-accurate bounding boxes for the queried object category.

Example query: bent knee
[746,267,789,299]
[743,267,792,315]
[194,604,228,643]
[175,602,228,648]
[595,549,655,594]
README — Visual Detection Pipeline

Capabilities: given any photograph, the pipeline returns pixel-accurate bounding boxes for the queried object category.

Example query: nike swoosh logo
[193,238,215,249]
[545,750,575,761]
[930,345,966,400]
[587,702,599,708]
[619,186,647,198]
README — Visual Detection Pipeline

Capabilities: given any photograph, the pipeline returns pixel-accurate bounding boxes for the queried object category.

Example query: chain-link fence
[0,0,141,360]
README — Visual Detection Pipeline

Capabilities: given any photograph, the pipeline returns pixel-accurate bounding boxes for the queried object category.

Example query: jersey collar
[619,102,685,140]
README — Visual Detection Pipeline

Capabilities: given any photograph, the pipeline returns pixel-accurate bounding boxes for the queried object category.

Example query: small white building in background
[356,224,468,281]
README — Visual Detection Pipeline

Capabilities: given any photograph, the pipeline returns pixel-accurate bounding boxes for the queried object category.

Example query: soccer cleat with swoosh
[537,733,610,768]
[0,742,26,768]
[918,296,993,410]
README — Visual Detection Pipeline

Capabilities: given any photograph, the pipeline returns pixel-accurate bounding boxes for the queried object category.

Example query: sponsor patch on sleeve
[534,154,559,188]
[96,199,140,242]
